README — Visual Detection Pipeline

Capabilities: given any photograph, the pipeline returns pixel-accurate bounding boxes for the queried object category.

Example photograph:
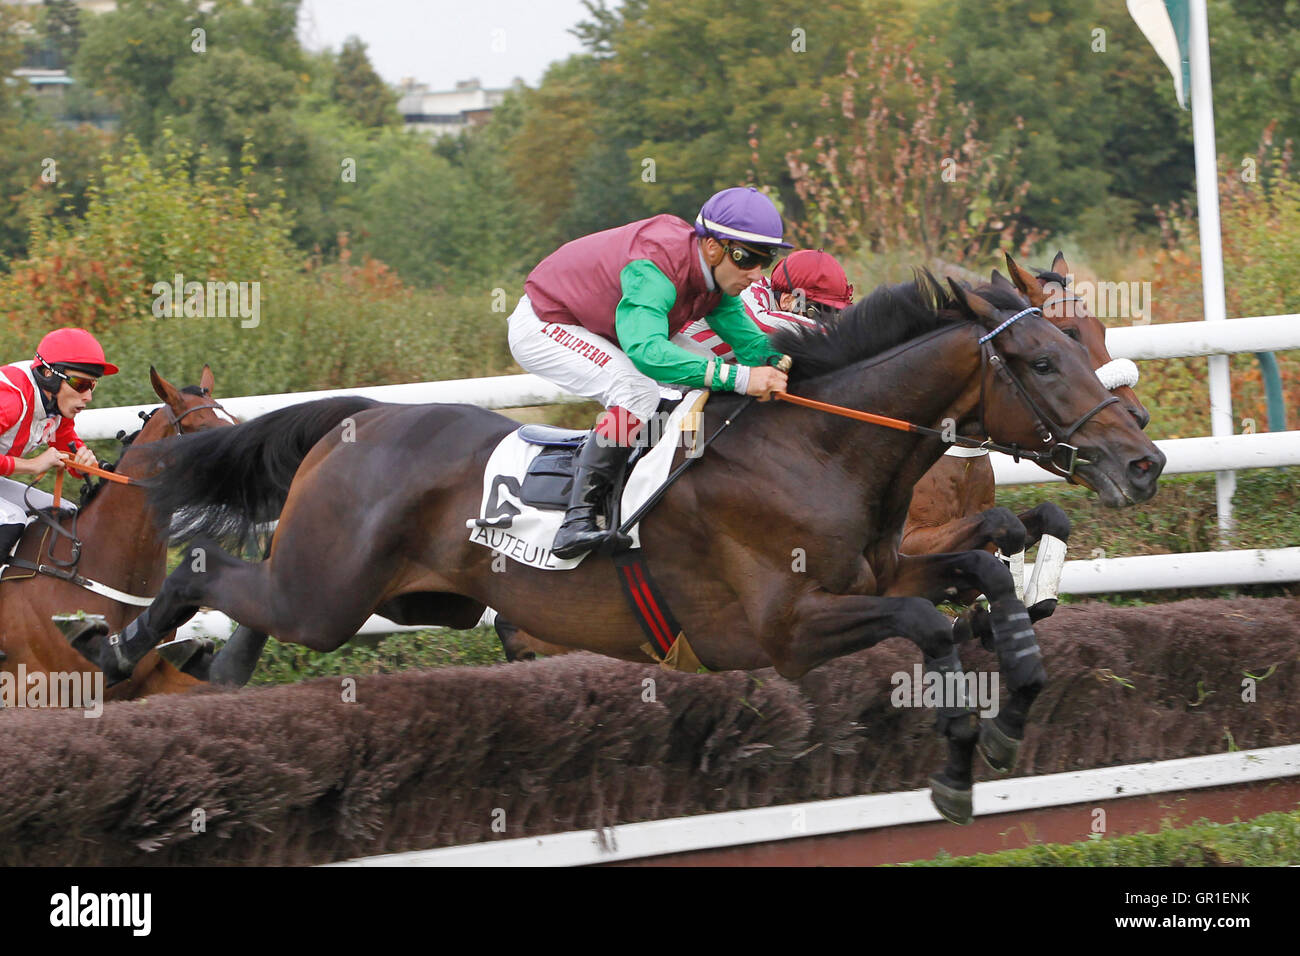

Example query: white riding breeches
[507,295,666,423]
[0,475,74,525]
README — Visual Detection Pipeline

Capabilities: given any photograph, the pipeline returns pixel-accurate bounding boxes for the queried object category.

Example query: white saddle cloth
[468,390,708,571]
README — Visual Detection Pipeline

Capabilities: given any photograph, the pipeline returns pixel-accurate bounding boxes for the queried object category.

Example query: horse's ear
[1003,252,1043,301]
[947,277,1000,327]
[990,270,1019,296]
[200,364,215,395]
[1051,250,1070,278]
[150,366,178,403]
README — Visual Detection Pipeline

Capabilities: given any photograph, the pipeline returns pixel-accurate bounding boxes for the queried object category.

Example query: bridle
[152,392,236,436]
[776,304,1120,479]
[977,306,1119,477]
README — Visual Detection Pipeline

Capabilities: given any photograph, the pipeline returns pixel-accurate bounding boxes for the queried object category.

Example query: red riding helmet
[34,328,119,376]
[771,250,854,309]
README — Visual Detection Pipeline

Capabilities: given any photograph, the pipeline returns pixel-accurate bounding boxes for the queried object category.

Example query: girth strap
[3,557,155,606]
[613,550,683,660]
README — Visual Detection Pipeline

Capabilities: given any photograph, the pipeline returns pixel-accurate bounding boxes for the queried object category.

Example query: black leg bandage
[988,598,1046,690]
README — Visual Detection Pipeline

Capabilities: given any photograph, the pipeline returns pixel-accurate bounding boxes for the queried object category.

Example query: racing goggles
[723,241,777,271]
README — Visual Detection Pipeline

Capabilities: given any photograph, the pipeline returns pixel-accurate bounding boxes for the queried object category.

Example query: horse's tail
[145,396,380,547]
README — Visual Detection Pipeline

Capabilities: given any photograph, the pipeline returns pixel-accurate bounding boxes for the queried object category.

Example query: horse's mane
[78,385,208,509]
[771,269,1029,382]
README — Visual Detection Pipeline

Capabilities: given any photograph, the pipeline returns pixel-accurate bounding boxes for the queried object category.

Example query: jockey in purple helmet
[508,186,792,558]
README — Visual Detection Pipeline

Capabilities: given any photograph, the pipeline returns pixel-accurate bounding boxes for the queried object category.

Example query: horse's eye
[1062,327,1080,340]
[1031,358,1054,374]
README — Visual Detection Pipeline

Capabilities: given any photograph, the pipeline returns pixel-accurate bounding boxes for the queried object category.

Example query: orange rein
[51,457,137,509]
[774,391,924,435]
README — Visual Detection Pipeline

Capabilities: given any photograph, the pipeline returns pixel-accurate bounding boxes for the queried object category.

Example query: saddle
[513,396,680,511]
[469,391,709,572]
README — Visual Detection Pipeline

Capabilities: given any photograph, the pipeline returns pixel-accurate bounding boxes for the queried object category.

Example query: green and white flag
[1127,0,1192,108]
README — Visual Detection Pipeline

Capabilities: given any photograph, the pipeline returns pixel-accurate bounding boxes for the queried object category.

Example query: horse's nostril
[1128,454,1163,486]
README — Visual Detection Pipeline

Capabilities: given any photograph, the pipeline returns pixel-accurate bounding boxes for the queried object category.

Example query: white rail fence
[70,315,1295,640]
[325,743,1300,866]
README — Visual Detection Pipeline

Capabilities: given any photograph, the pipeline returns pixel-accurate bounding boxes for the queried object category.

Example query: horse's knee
[898,597,957,660]
[1022,502,1071,543]
[495,619,537,662]
[961,549,1015,602]
[981,507,1027,555]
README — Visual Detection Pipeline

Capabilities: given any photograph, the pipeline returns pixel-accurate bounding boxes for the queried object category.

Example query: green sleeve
[615,260,748,392]
[704,294,784,367]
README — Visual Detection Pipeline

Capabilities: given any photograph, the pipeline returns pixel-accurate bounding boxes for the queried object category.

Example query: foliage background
[1,0,1297,640]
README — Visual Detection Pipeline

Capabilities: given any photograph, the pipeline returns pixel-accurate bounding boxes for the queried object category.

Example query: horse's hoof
[928,774,973,826]
[155,636,213,671]
[54,615,133,687]
[978,719,1022,774]
[54,614,110,661]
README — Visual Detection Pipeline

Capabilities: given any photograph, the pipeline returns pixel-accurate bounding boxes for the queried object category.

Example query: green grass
[247,626,507,686]
[898,807,1300,866]
[996,466,1300,558]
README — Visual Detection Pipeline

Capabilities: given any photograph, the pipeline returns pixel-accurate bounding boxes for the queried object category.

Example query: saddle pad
[468,390,708,570]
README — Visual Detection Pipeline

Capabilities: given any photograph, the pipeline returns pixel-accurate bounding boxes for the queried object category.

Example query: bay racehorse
[0,366,233,701]
[66,274,1165,822]
[499,250,1153,659]
[898,251,1150,610]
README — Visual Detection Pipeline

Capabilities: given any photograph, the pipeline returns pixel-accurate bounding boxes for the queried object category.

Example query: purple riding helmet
[694,186,793,250]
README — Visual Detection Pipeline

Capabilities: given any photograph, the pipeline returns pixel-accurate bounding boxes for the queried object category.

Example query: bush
[782,37,1039,260]
[0,133,521,406]
[1148,129,1300,438]
[0,131,298,331]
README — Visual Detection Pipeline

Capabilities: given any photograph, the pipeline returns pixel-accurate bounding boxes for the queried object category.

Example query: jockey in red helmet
[674,249,854,361]
[510,186,793,559]
[0,328,117,561]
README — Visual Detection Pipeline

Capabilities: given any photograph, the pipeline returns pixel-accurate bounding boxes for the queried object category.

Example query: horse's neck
[71,417,173,591]
[802,323,984,524]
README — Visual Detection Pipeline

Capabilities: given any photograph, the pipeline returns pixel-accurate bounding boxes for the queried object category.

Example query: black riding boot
[551,436,634,559]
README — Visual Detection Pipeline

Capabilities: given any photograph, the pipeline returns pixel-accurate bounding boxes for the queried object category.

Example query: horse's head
[139,365,237,443]
[947,278,1164,507]
[1001,251,1150,429]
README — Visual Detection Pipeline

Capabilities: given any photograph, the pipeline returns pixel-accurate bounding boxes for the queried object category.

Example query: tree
[74,0,198,146]
[934,0,1194,236]
[1206,0,1300,166]
[38,0,83,68]
[333,37,399,129]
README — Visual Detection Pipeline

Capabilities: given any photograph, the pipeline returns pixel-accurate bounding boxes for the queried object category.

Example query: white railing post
[1189,0,1235,543]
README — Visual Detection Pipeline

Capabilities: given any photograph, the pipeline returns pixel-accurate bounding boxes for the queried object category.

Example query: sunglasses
[723,241,776,271]
[47,366,99,394]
